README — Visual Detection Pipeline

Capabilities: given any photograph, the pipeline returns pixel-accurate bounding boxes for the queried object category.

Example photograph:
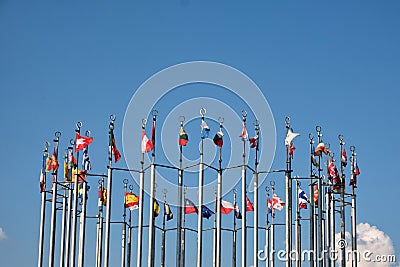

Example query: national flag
[63,161,69,180]
[179,126,189,146]
[72,168,86,182]
[98,189,107,206]
[311,154,319,167]
[45,156,52,172]
[285,129,300,147]
[267,199,273,214]
[354,161,360,176]
[109,129,121,163]
[246,196,254,212]
[289,143,296,159]
[239,122,248,140]
[234,203,242,219]
[154,200,161,217]
[82,147,92,171]
[271,194,285,211]
[200,120,210,139]
[221,199,234,214]
[151,123,155,149]
[201,205,214,219]
[298,189,309,209]
[249,135,258,149]
[341,148,348,167]
[313,185,319,204]
[328,158,340,184]
[213,131,224,147]
[68,151,77,169]
[184,198,198,214]
[51,143,59,173]
[75,133,93,152]
[141,130,153,153]
[125,192,139,210]
[314,143,328,156]
[40,154,46,192]
[164,202,173,221]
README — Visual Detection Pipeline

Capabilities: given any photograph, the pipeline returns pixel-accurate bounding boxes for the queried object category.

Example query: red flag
[110,130,121,162]
[246,196,254,212]
[75,133,93,152]
[221,200,234,214]
[289,143,296,159]
[184,198,198,214]
[249,135,258,149]
[141,130,154,153]
[341,148,348,167]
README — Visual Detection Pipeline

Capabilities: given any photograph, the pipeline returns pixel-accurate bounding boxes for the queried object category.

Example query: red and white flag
[341,148,348,167]
[246,196,254,212]
[239,122,248,140]
[272,194,285,211]
[221,199,234,214]
[141,130,154,153]
[75,134,93,152]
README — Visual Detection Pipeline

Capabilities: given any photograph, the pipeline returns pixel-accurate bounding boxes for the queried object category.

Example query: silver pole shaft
[176,143,183,267]
[309,137,315,267]
[103,166,113,267]
[70,148,80,267]
[325,189,331,267]
[38,184,46,267]
[197,136,204,267]
[330,194,335,267]
[233,192,237,267]
[148,116,157,267]
[295,182,300,267]
[137,152,145,267]
[48,179,57,267]
[78,182,88,267]
[161,193,167,267]
[254,121,259,267]
[339,141,345,267]
[95,180,104,267]
[127,209,132,267]
[351,186,357,267]
[316,128,323,267]
[285,121,292,267]
[65,184,73,267]
[216,171,222,267]
[265,190,270,267]
[182,187,187,267]
[121,183,127,267]
[270,186,275,267]
[213,191,217,267]
[60,185,67,267]
[241,132,247,267]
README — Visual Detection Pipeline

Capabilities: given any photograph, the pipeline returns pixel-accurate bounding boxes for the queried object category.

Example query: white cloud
[335,223,397,267]
[0,227,7,241]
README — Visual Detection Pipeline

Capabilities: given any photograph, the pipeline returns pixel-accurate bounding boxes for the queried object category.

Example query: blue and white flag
[82,147,91,171]
[200,119,210,139]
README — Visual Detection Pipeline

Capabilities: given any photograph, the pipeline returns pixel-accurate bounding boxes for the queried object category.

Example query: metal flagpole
[78,130,91,267]
[295,180,301,267]
[70,122,82,267]
[38,141,49,267]
[148,110,158,267]
[316,126,323,267]
[285,117,293,267]
[241,112,247,267]
[104,115,116,267]
[49,132,60,267]
[216,117,224,267]
[137,118,146,267]
[197,108,206,267]
[232,189,238,267]
[65,145,74,267]
[330,184,335,267]
[270,181,276,267]
[177,116,185,267]
[265,187,270,267]
[338,136,346,267]
[253,119,260,267]
[121,180,128,267]
[127,185,133,267]
[213,189,217,267]
[308,134,316,267]
[59,150,68,267]
[161,189,167,267]
[324,150,331,267]
[182,186,187,267]
[350,146,357,267]
[96,178,105,267]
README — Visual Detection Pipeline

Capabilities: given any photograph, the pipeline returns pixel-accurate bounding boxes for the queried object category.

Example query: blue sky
[1,1,399,266]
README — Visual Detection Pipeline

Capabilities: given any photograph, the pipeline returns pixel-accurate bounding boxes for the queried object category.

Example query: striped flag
[298,189,309,209]
[221,199,234,214]
[125,192,139,210]
[141,130,153,153]
[164,202,173,221]
[82,147,91,171]
[200,119,210,139]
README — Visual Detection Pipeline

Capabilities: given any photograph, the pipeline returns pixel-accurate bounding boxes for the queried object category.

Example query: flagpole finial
[309,133,314,142]
[200,108,206,117]
[55,131,61,139]
[179,116,185,124]
[152,109,158,118]
[270,180,275,188]
[233,188,238,194]
[242,109,247,118]
[70,139,75,146]
[110,114,116,122]
[285,117,290,127]
[265,186,270,192]
[76,121,83,129]
[350,146,356,153]
[316,126,322,137]
[123,178,129,185]
[218,117,224,124]
[142,118,147,128]
[129,185,133,191]
[44,141,50,152]
[329,151,335,158]
[85,130,90,137]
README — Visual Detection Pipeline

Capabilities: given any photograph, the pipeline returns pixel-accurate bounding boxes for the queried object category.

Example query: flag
[200,120,210,139]
[201,205,214,219]
[285,129,300,147]
[246,196,254,212]
[154,200,161,217]
[311,154,319,167]
[313,185,319,204]
[151,122,155,149]
[271,194,285,211]
[51,143,59,173]
[45,156,52,172]
[267,199,273,214]
[82,147,91,171]
[234,203,242,219]
[164,202,173,221]
[314,142,328,156]
[40,154,46,192]
[298,189,309,209]
[75,133,93,152]
[125,192,139,210]
[354,161,360,176]
[72,168,86,182]
[184,198,198,214]
[239,122,248,140]
[110,129,121,163]
[68,151,77,169]
[341,148,348,167]
[221,199,234,214]
[141,130,153,153]
[98,189,107,206]
[213,131,224,147]
[289,143,296,159]
[179,126,189,146]
[63,161,69,180]
[350,160,360,187]
[249,135,258,149]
